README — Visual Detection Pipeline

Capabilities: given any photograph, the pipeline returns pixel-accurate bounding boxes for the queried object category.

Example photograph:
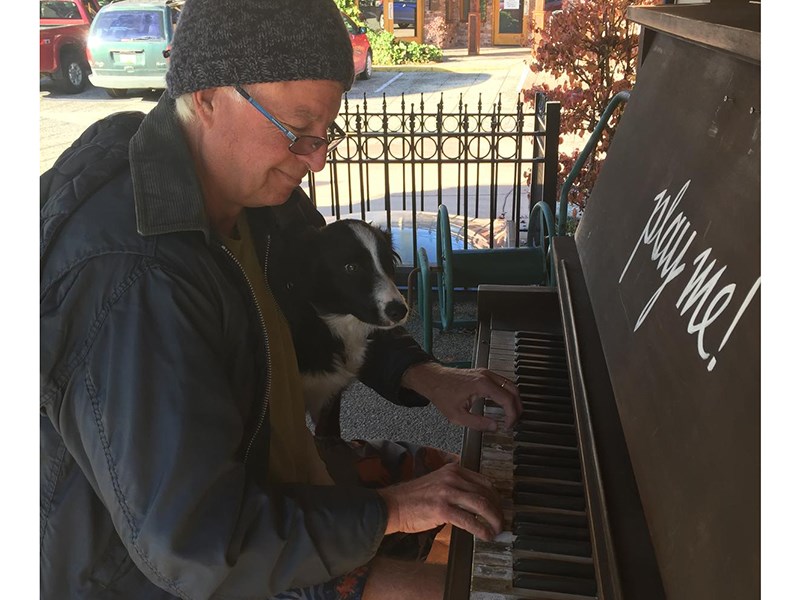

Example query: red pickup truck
[40,0,101,93]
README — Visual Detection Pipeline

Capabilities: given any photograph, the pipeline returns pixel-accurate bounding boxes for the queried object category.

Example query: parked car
[359,1,416,30]
[393,1,416,29]
[86,0,182,98]
[40,0,100,93]
[358,0,384,30]
[341,12,373,82]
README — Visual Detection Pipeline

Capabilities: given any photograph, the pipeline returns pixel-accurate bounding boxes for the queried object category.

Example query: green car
[87,0,182,98]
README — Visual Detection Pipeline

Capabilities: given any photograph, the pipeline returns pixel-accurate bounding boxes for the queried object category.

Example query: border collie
[273,219,408,437]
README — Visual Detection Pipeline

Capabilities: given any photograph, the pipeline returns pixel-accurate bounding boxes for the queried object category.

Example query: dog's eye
[344,263,359,273]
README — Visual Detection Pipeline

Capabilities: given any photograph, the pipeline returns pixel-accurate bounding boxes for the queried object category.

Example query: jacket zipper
[218,236,272,466]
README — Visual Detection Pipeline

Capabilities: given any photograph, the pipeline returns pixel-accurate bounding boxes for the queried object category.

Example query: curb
[373,58,530,74]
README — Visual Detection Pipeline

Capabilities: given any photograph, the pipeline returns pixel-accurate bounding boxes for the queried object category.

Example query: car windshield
[91,10,165,41]
[41,1,81,20]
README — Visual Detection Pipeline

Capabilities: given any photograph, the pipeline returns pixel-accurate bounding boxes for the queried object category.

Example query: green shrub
[366,30,443,65]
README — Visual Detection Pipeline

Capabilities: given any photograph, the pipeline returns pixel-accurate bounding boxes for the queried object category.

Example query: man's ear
[192,88,221,127]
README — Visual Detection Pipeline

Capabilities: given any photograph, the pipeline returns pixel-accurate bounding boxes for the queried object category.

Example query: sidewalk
[374,46,533,73]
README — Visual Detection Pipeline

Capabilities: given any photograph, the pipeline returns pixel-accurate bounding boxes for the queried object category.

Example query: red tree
[524,0,658,224]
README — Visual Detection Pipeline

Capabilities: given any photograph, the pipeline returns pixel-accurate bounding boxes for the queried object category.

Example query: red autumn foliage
[524,0,659,218]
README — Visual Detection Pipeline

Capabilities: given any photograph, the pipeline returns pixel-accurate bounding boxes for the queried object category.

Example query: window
[91,10,166,41]
[41,1,81,19]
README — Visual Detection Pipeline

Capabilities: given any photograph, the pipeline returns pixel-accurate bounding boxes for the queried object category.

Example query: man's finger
[482,372,522,429]
[446,503,502,541]
[455,409,498,432]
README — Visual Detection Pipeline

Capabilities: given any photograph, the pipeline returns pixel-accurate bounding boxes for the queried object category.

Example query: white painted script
[619,180,760,372]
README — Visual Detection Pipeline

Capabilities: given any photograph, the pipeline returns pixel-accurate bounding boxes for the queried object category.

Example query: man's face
[198,79,344,211]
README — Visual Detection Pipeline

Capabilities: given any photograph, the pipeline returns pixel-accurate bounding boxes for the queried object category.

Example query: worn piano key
[512,573,598,597]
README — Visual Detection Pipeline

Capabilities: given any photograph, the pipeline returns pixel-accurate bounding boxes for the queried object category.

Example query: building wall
[420,0,558,49]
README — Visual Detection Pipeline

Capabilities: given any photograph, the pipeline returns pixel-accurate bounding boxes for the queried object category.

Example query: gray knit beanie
[166,0,355,98]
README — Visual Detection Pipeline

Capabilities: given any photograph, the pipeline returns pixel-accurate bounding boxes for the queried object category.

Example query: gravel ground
[338,295,479,454]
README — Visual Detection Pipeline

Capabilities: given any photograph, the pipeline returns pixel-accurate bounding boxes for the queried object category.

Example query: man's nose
[300,147,329,173]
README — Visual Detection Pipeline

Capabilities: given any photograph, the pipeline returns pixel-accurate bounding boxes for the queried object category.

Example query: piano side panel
[574,21,759,600]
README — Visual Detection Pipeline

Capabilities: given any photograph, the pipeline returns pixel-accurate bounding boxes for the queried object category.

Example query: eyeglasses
[234,84,346,156]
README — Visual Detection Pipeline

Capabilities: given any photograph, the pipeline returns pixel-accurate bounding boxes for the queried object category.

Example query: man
[40,0,521,598]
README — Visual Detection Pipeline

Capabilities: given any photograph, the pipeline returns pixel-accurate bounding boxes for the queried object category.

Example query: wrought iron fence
[302,91,560,271]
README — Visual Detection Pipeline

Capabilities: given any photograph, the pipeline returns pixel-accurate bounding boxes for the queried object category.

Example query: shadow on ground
[340,296,479,454]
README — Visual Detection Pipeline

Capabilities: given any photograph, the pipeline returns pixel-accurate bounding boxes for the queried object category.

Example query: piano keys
[444,3,760,599]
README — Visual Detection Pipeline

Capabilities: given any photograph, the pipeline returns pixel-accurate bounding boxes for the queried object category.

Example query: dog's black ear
[379,228,401,266]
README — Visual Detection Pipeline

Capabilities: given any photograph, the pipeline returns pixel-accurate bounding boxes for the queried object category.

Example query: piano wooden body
[445,3,760,599]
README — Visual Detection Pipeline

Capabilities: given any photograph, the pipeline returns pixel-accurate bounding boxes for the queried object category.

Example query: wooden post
[468,0,481,55]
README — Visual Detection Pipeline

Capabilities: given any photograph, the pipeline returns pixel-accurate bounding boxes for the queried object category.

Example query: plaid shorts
[270,439,458,600]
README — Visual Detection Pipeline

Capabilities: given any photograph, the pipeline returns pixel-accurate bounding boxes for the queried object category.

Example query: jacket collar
[130,93,211,241]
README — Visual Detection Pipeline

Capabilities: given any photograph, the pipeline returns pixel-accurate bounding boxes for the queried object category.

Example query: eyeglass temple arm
[233,85,297,141]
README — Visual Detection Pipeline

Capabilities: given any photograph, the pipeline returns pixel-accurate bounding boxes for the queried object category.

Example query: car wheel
[358,51,373,80]
[60,51,89,94]
[379,14,385,30]
[105,88,128,99]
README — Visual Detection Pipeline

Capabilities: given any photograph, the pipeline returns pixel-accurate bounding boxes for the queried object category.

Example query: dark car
[359,1,416,30]
[393,1,416,28]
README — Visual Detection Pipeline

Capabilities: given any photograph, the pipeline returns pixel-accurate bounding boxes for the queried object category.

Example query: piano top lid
[627,2,760,65]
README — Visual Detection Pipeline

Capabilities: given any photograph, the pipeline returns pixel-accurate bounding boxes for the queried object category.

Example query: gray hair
[174,87,245,125]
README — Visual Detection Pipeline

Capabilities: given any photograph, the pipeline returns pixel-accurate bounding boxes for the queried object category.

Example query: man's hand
[377,463,503,541]
[401,362,522,432]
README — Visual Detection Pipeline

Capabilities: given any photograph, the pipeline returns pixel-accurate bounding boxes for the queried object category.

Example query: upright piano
[445,3,760,599]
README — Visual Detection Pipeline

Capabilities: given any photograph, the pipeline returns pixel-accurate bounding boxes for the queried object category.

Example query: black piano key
[514,510,588,529]
[515,330,564,341]
[515,353,567,364]
[514,521,589,541]
[513,534,592,557]
[516,373,571,390]
[515,453,581,470]
[514,430,577,447]
[521,409,574,424]
[513,573,597,596]
[514,443,579,461]
[513,491,586,511]
[518,385,571,401]
[516,420,576,435]
[516,480,584,497]
[521,400,574,414]
[514,345,567,360]
[514,557,595,580]
[515,347,568,360]
[515,464,582,482]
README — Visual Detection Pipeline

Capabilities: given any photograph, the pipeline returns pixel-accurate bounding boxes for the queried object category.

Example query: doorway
[492,0,524,46]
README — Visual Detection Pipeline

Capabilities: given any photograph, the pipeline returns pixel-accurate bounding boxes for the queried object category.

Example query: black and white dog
[273,219,409,437]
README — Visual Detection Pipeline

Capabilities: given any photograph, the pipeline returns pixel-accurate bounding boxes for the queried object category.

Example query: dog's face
[303,220,408,328]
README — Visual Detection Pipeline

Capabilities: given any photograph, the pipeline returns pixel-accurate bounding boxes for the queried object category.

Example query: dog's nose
[385,300,408,323]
